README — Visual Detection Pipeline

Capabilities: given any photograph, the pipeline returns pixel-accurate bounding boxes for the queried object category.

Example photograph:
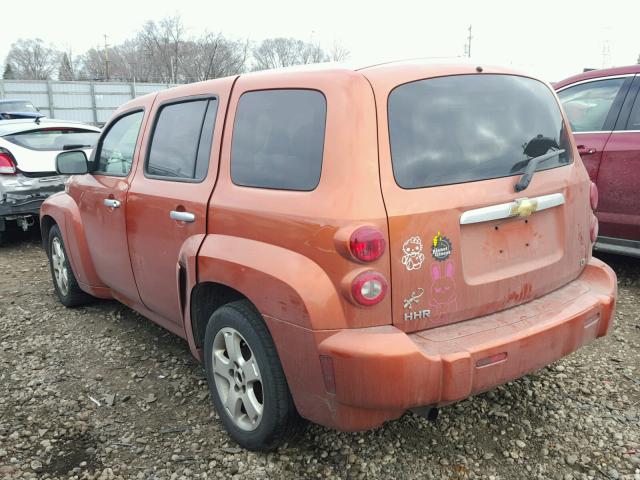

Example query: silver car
[0,119,100,244]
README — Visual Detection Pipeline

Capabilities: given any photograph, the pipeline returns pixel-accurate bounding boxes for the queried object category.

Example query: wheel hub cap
[211,327,264,431]
[51,237,69,296]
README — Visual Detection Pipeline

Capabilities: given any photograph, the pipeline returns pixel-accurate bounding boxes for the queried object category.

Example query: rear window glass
[0,101,38,113]
[231,89,326,191]
[146,99,217,180]
[5,128,100,151]
[388,74,573,189]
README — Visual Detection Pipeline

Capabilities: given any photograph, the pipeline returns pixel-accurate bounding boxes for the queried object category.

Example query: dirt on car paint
[0,229,638,480]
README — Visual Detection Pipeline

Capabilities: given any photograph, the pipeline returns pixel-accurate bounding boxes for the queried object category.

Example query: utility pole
[103,34,110,81]
[465,25,473,58]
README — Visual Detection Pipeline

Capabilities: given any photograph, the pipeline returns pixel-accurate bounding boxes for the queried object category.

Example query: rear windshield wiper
[514,148,565,192]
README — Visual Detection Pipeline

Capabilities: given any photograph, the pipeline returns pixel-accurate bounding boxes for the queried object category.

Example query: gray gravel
[0,231,639,479]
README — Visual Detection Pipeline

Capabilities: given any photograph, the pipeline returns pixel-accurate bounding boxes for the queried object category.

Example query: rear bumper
[0,198,45,217]
[0,174,65,220]
[312,257,616,430]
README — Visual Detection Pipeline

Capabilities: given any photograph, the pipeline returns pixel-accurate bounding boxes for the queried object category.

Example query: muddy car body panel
[41,61,617,442]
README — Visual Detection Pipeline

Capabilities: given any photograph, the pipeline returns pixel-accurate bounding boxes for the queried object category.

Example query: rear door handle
[103,199,121,208]
[577,145,597,155]
[170,210,195,223]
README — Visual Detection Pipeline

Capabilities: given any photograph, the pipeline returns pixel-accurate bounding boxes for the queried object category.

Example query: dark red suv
[556,65,640,257]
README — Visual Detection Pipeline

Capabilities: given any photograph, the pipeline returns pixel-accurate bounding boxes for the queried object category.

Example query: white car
[0,119,101,244]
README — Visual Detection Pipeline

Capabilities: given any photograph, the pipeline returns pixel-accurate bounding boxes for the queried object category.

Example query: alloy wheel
[211,327,264,431]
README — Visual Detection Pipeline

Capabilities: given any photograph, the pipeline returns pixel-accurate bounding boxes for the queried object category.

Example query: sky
[2,0,639,82]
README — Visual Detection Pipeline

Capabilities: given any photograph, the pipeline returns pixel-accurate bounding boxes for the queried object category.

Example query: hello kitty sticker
[401,236,425,271]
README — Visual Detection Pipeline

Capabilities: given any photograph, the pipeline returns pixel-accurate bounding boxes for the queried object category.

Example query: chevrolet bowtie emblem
[510,198,538,218]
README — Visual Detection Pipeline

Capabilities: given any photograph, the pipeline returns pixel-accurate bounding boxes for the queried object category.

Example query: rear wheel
[48,225,92,307]
[204,300,304,450]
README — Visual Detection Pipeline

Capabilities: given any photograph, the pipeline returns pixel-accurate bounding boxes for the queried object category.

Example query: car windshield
[4,128,100,151]
[0,101,38,113]
[388,74,573,189]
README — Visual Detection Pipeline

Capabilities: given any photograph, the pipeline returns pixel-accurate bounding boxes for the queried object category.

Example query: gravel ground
[0,229,639,480]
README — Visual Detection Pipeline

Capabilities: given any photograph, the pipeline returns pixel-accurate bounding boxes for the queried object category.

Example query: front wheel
[48,225,92,307]
[204,300,304,450]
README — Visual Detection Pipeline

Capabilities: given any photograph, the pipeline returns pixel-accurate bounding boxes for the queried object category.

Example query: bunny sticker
[401,236,425,271]
[429,260,457,320]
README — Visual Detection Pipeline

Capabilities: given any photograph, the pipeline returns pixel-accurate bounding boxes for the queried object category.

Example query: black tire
[47,225,92,307]
[204,300,305,450]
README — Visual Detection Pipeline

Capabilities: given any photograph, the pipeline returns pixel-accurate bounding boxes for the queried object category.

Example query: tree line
[2,16,350,83]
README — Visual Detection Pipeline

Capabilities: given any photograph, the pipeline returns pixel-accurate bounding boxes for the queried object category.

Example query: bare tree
[2,20,347,84]
[3,63,15,80]
[252,37,329,71]
[329,41,350,62]
[5,39,60,80]
[136,16,186,83]
[58,52,75,80]
[181,33,248,81]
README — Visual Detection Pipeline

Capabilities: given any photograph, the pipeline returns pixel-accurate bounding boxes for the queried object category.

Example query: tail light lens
[351,271,387,306]
[0,151,16,175]
[349,227,386,262]
[590,214,599,243]
[590,182,598,210]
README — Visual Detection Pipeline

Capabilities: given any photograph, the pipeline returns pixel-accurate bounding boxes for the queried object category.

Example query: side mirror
[56,150,89,175]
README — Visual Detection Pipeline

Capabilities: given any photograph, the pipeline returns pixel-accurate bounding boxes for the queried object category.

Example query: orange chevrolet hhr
[41,61,617,450]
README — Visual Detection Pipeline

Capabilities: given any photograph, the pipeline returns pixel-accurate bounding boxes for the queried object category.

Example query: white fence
[0,80,177,125]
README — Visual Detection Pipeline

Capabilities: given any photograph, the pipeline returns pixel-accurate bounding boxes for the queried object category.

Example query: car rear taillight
[351,271,388,306]
[590,214,599,243]
[589,182,598,211]
[0,151,16,175]
[349,227,386,262]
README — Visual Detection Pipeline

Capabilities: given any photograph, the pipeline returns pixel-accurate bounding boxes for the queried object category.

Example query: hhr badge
[403,288,430,321]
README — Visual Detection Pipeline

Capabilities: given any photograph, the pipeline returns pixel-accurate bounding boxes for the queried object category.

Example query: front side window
[5,128,99,151]
[95,111,144,176]
[388,74,573,189]
[146,99,217,180]
[231,89,326,191]
[557,78,626,132]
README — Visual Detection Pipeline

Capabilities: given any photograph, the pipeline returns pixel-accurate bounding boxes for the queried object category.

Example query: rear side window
[5,128,100,151]
[231,89,326,191]
[625,90,640,130]
[557,78,626,132]
[146,99,217,181]
[388,74,573,189]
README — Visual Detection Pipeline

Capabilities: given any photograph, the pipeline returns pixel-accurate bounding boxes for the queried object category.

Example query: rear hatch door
[363,65,593,333]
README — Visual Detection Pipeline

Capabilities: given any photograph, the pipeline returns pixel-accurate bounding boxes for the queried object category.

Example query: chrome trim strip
[460,193,565,225]
[556,73,636,92]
